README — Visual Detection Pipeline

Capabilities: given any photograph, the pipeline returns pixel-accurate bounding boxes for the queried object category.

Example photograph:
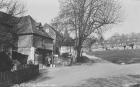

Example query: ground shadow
[3,69,52,87]
[25,69,52,83]
[0,83,13,87]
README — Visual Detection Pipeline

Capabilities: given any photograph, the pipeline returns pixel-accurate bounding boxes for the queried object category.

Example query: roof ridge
[27,15,34,34]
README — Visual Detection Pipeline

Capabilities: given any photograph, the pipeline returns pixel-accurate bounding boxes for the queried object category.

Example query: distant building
[44,23,63,55]
[60,36,75,55]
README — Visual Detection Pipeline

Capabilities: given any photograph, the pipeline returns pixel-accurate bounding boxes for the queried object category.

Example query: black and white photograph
[0,0,140,87]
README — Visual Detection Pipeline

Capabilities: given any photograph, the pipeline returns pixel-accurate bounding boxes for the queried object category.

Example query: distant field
[87,49,140,64]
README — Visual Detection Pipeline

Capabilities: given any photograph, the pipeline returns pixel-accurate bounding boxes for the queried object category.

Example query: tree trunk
[76,46,81,62]
[76,38,82,62]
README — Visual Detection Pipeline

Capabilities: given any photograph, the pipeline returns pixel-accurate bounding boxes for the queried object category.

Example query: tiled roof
[16,16,53,40]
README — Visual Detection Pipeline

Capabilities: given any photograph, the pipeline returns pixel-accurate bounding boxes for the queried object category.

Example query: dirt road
[13,55,140,87]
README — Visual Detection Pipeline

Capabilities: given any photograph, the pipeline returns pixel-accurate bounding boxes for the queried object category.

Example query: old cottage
[16,16,54,65]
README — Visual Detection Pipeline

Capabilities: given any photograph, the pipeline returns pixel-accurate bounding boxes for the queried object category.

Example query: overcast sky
[24,0,140,39]
[25,0,59,24]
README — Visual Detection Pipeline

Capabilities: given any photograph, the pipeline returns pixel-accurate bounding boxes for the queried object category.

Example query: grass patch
[87,49,140,64]
[73,76,140,87]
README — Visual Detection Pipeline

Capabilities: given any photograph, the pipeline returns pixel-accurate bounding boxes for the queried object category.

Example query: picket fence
[0,65,39,84]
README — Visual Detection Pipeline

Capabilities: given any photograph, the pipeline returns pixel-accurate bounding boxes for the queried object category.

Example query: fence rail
[0,65,39,84]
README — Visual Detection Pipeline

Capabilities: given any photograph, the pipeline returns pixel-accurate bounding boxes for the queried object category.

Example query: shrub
[61,53,71,60]
[77,56,94,63]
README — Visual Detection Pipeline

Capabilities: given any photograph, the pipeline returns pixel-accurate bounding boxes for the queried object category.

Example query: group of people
[123,43,135,50]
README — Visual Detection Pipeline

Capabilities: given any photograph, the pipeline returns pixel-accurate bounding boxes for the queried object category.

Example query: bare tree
[83,37,97,52]
[51,18,66,34]
[0,0,8,9]
[0,0,26,16]
[53,0,122,62]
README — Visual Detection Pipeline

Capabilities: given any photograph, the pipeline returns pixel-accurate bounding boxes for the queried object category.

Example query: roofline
[45,24,63,38]
[17,33,54,40]
[22,16,54,40]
